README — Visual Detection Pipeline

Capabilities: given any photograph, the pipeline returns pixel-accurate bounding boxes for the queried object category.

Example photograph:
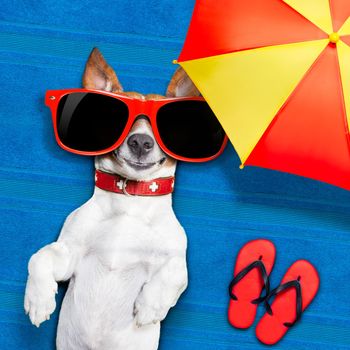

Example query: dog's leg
[24,240,79,327]
[134,256,188,327]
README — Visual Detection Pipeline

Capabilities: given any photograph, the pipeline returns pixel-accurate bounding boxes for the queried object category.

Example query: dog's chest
[87,212,174,273]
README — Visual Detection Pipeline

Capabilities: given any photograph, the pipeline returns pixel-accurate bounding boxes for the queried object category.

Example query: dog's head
[82,48,200,181]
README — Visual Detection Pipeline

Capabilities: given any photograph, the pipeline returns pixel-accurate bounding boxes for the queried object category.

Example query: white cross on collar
[149,182,159,192]
[116,179,124,190]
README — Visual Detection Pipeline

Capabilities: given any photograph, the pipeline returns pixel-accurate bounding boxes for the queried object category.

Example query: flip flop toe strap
[265,279,303,328]
[228,259,271,305]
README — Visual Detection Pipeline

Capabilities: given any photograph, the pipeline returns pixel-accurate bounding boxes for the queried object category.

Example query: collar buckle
[122,179,131,196]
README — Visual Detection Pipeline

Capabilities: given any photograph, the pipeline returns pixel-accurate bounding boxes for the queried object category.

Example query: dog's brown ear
[166,67,200,97]
[82,48,123,92]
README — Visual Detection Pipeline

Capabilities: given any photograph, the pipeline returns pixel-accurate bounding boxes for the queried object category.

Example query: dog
[24,48,201,350]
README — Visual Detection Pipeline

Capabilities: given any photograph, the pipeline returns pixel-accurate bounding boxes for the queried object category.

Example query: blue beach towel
[0,1,350,349]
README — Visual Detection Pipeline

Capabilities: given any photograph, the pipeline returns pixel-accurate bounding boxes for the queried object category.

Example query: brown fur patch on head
[146,94,164,101]
[120,91,145,99]
[83,48,123,92]
[117,93,164,101]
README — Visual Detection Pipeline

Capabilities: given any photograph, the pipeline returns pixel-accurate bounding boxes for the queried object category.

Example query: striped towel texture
[0,1,350,349]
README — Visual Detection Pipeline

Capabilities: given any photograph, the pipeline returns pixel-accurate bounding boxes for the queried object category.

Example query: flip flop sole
[256,260,320,345]
[228,239,276,329]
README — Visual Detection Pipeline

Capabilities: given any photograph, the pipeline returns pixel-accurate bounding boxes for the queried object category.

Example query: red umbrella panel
[177,0,350,190]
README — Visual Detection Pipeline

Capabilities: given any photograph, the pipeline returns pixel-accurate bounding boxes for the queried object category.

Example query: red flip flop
[228,239,276,329]
[256,260,320,345]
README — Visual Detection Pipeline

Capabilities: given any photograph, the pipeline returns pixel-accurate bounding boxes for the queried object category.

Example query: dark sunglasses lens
[156,100,225,159]
[56,92,129,152]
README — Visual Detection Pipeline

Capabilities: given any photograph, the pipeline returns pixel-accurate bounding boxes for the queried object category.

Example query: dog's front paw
[24,275,57,327]
[133,296,168,327]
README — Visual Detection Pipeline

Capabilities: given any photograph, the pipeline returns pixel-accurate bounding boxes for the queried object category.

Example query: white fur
[24,119,187,350]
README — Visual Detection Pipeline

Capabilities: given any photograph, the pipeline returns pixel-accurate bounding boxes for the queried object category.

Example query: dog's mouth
[113,151,166,170]
[123,157,166,169]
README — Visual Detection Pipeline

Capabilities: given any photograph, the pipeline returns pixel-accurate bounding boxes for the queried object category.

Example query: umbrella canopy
[176,0,350,190]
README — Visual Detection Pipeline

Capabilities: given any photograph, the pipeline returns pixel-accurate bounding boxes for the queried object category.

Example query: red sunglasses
[45,89,228,162]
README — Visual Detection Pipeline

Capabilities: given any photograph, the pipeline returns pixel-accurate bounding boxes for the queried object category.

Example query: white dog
[24,48,200,350]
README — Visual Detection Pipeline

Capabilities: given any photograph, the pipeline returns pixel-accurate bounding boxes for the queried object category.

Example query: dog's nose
[127,133,154,157]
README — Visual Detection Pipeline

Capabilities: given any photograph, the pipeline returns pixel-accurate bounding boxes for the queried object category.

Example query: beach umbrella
[176,0,350,190]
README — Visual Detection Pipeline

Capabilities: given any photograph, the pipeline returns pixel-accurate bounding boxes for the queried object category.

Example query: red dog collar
[95,170,175,196]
